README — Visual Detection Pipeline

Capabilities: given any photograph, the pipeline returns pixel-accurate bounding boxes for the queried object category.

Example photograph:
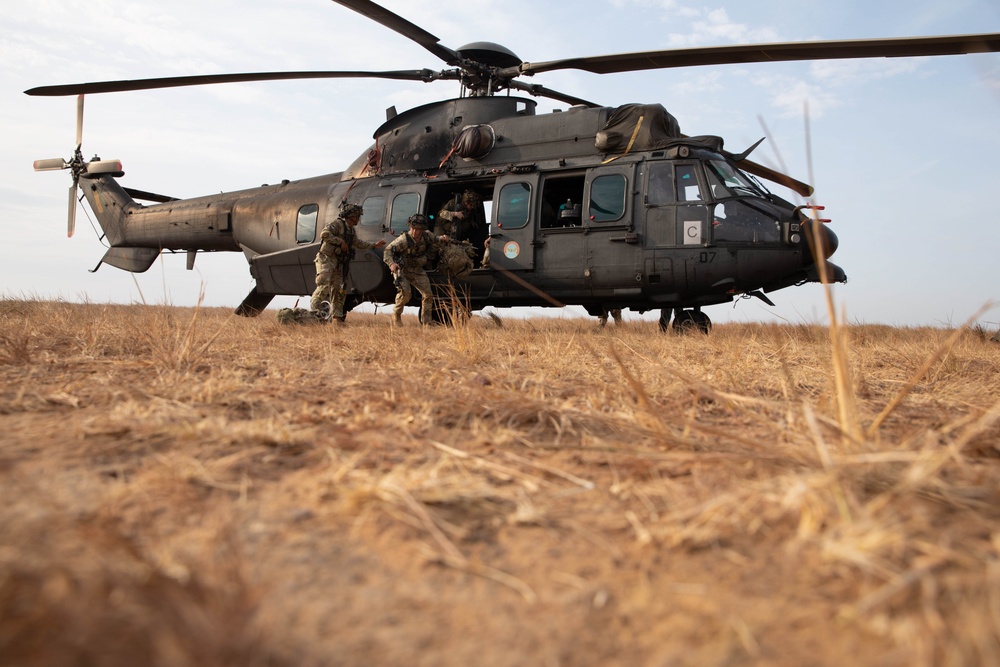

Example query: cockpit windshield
[705,160,765,199]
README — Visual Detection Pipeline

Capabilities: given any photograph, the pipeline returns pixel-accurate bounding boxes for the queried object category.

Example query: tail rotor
[33,95,121,237]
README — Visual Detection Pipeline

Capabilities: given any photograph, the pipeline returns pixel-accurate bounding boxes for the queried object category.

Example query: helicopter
[24,1,1000,332]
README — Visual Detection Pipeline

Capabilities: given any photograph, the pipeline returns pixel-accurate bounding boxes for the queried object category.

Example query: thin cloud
[809,58,923,87]
[665,8,781,47]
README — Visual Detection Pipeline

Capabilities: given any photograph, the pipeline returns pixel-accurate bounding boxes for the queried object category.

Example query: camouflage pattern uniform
[310,204,377,320]
[598,308,622,327]
[382,215,441,325]
[436,190,488,267]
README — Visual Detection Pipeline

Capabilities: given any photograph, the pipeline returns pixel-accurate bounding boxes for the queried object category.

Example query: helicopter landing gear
[658,308,672,332]
[663,308,711,334]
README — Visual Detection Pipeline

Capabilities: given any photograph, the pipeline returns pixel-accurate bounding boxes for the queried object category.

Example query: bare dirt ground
[2,299,999,666]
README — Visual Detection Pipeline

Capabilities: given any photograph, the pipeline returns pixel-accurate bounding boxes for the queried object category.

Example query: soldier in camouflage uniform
[598,308,622,328]
[310,203,386,322]
[436,189,489,267]
[383,214,445,326]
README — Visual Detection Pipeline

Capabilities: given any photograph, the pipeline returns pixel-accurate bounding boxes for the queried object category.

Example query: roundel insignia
[503,241,520,259]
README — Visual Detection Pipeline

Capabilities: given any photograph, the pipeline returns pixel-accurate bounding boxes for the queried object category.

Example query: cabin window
[389,192,420,234]
[360,195,385,226]
[647,163,674,205]
[675,164,703,202]
[540,174,585,228]
[496,182,531,229]
[295,204,319,243]
[589,174,626,222]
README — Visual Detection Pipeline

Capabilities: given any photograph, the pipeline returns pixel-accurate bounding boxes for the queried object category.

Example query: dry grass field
[1,297,999,666]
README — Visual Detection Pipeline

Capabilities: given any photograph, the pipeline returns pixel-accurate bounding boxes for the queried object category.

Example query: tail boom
[81,174,241,262]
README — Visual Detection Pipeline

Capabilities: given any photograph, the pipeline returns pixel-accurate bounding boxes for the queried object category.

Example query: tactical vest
[320,217,354,259]
[391,232,432,269]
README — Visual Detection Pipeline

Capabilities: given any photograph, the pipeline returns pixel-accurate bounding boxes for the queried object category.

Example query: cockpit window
[675,164,703,202]
[706,160,765,199]
[647,163,674,205]
[712,200,780,243]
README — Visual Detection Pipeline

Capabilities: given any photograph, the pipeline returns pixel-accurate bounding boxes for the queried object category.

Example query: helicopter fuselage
[79,95,843,320]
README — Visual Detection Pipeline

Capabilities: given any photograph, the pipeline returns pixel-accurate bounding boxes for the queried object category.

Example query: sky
[3,0,999,328]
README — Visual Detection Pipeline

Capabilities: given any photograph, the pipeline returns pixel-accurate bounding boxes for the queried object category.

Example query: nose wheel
[659,308,712,334]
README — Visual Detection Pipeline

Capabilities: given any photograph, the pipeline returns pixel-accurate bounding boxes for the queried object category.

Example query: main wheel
[691,310,712,334]
[672,309,711,334]
[672,309,698,333]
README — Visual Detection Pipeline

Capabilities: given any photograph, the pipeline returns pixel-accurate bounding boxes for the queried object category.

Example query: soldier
[310,203,386,322]
[383,214,445,326]
[598,308,622,328]
[436,189,489,267]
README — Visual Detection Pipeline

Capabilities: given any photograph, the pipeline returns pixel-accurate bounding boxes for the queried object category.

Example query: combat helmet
[341,203,364,219]
[461,189,481,206]
[407,213,429,229]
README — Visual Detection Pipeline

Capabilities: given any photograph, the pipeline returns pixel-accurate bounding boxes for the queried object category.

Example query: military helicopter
[25,1,1000,331]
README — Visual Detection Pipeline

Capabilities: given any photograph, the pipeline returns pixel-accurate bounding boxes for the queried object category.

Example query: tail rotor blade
[67,182,78,237]
[34,158,68,171]
[75,94,84,150]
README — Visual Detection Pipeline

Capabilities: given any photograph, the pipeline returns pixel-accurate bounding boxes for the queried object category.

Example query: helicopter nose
[822,225,839,258]
[804,219,838,259]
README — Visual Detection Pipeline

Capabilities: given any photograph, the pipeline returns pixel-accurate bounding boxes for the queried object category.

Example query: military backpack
[276,307,325,324]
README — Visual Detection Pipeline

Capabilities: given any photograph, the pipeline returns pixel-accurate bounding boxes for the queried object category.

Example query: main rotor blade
[512,33,1000,77]
[331,0,461,65]
[735,155,814,198]
[508,80,600,108]
[25,69,441,96]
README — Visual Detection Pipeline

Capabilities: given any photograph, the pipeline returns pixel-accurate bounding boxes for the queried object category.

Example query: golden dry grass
[1,298,999,666]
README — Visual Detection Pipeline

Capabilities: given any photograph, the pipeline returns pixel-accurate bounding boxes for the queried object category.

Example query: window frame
[360,195,386,227]
[389,192,421,234]
[495,182,531,230]
[295,203,319,244]
[587,173,628,223]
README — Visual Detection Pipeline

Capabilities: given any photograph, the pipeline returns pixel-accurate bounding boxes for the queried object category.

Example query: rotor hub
[455,42,522,69]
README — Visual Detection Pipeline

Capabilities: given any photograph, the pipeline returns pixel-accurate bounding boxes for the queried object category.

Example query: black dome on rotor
[456,42,522,68]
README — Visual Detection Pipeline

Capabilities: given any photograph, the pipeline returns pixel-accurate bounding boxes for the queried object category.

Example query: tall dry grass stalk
[1,296,999,666]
